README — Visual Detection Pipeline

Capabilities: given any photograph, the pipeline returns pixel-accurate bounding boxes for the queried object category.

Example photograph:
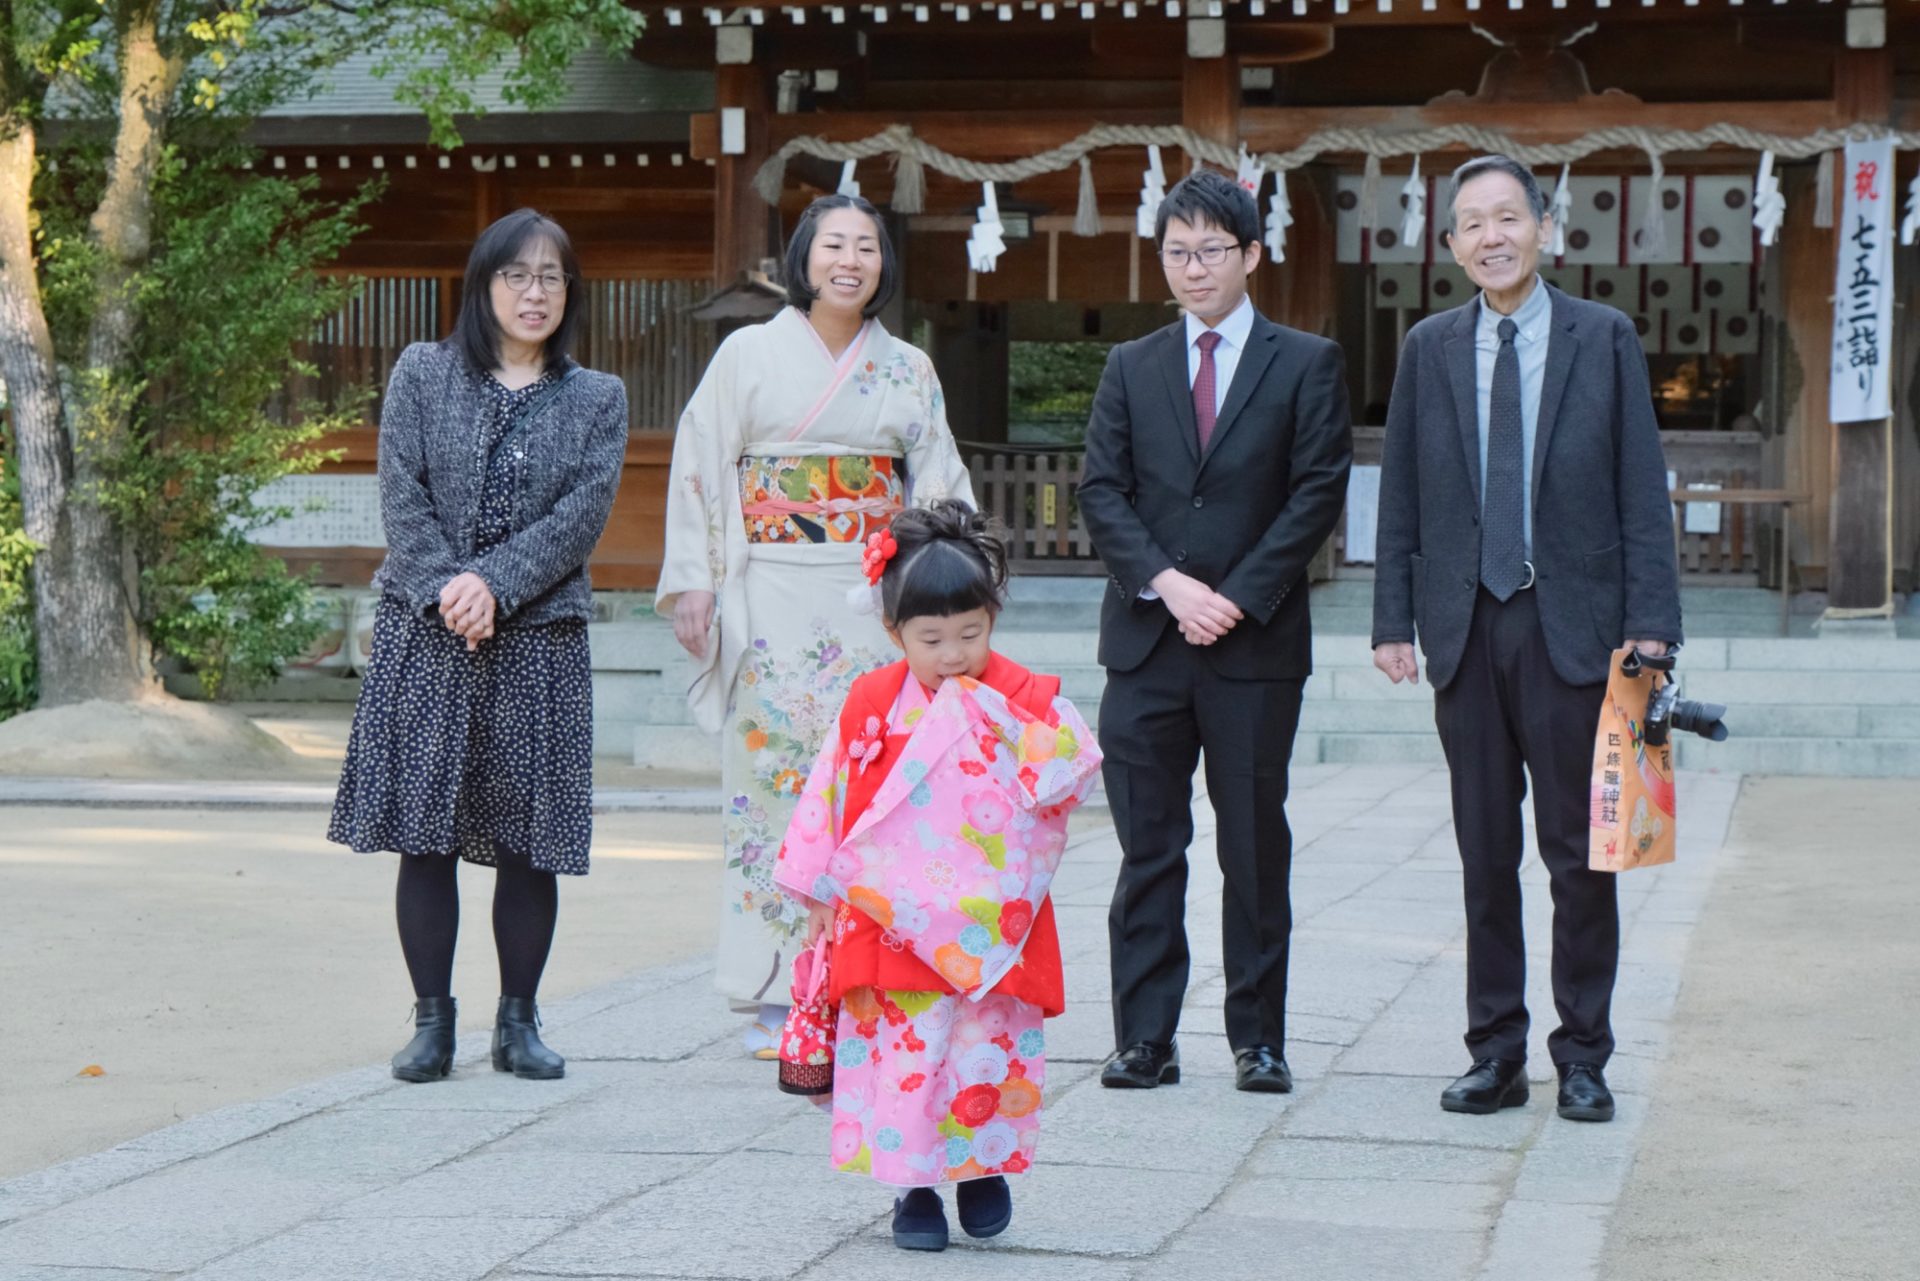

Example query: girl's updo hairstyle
[880,499,1011,627]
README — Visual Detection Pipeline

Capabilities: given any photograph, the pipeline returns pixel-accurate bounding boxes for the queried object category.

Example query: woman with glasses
[330,208,629,1084]
[656,193,974,1056]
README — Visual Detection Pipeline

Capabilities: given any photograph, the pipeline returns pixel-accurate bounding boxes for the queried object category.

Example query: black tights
[395,851,559,1000]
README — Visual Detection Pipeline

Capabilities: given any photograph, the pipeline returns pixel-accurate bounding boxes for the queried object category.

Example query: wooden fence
[964,446,1102,574]
[296,274,715,434]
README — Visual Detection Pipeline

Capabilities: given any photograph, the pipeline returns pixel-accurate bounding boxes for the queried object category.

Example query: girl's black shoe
[957,1175,1013,1239]
[891,1187,948,1251]
[492,997,565,1080]
[391,997,456,1083]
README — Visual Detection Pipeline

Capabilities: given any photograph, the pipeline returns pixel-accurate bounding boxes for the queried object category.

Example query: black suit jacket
[1079,309,1353,678]
[1370,285,1684,690]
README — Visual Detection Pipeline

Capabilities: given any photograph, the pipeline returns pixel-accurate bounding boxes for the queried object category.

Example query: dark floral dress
[328,371,594,875]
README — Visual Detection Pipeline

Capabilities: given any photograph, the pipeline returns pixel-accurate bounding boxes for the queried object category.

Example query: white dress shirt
[1184,294,1256,419]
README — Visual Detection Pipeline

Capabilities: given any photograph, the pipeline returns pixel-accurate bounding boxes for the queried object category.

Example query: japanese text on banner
[1830,137,1895,423]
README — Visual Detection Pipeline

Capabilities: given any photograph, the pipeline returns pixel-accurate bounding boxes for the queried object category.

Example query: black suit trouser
[1433,587,1617,1068]
[1101,626,1304,1053]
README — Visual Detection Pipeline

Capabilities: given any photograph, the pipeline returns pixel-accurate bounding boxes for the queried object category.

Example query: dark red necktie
[1194,329,1222,452]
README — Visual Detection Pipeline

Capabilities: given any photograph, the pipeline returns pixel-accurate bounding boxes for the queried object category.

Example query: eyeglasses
[496,269,570,293]
[1158,244,1241,269]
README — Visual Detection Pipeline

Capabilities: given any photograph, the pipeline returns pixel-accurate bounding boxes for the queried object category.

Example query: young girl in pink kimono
[773,499,1101,1252]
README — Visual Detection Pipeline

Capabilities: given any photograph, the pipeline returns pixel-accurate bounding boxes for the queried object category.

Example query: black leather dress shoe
[1440,1058,1529,1114]
[1234,1045,1293,1094]
[1100,1041,1179,1088]
[1556,1062,1615,1122]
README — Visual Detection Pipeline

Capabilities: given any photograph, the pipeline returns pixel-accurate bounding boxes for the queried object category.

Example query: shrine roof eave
[243,110,696,148]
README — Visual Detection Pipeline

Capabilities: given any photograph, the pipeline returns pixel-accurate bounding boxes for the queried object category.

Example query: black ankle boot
[392,996,456,1083]
[492,996,565,1080]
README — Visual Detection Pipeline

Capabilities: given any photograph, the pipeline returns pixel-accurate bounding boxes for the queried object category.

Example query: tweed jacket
[372,340,629,626]
[1370,285,1683,689]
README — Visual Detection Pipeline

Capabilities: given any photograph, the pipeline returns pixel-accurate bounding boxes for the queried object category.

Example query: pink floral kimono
[774,655,1101,1186]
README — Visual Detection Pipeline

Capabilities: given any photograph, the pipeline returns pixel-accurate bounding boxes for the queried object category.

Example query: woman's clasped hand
[438,571,498,650]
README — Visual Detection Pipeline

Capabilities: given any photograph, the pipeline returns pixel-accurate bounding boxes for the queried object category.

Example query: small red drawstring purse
[776,932,837,1096]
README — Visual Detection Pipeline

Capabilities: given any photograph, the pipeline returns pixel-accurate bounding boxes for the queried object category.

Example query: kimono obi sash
[792,674,1102,1003]
[739,453,905,546]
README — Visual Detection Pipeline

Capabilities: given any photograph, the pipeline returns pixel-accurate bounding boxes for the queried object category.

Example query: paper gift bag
[1589,647,1677,873]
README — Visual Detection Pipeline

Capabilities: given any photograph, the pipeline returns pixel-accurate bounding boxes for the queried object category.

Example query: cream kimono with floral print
[656,307,974,1009]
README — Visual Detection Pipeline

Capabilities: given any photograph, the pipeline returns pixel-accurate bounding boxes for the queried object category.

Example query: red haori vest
[828,653,1067,1018]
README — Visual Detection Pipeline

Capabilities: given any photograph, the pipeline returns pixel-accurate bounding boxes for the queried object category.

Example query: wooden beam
[1181,54,1240,174]
[714,64,776,288]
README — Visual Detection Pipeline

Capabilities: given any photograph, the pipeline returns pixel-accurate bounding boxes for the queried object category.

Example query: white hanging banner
[1752,151,1785,248]
[1548,164,1573,257]
[967,182,1007,273]
[1399,157,1426,251]
[1902,172,1920,248]
[1235,145,1264,200]
[1265,172,1293,264]
[837,159,860,198]
[1829,136,1894,424]
[1136,145,1167,240]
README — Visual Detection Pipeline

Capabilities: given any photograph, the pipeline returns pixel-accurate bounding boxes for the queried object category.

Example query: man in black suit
[1372,155,1682,1123]
[1080,170,1353,1094]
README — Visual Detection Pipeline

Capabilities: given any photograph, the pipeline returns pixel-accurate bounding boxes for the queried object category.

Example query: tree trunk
[0,123,151,706]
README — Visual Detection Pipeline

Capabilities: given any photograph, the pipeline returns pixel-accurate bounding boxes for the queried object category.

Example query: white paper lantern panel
[1691,176,1755,264]
[1540,265,1584,298]
[1644,266,1693,314]
[1373,263,1423,309]
[1587,266,1639,314]
[1667,312,1710,354]
[1633,312,1661,355]
[1627,176,1686,265]
[1715,310,1760,355]
[1559,177,1625,265]
[1426,263,1470,311]
[1698,264,1752,314]
[1335,176,1365,263]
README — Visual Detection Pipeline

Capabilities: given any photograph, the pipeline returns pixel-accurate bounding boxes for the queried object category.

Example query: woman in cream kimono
[656,194,975,1052]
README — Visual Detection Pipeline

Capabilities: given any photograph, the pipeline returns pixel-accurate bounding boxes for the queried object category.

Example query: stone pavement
[0,763,1741,1281]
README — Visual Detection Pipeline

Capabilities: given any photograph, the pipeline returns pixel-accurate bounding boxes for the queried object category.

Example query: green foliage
[90,142,374,698]
[0,435,38,721]
[1008,342,1111,440]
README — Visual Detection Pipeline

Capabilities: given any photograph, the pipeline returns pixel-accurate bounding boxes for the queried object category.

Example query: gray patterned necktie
[1480,316,1526,601]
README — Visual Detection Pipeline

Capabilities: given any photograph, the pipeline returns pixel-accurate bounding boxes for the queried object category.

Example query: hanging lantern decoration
[1265,170,1293,264]
[968,181,1007,273]
[837,159,860,198]
[1548,164,1573,257]
[1136,145,1167,240]
[1752,150,1786,248]
[1400,157,1426,252]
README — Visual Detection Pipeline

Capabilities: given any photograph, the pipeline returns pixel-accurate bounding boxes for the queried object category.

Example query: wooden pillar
[927,302,1009,445]
[1180,49,1240,174]
[1827,49,1897,614]
[713,62,774,288]
[1780,162,1836,587]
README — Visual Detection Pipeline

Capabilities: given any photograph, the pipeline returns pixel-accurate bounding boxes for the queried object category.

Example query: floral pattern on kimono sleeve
[656,334,743,612]
[772,732,853,908]
[1015,694,1103,811]
[897,343,976,510]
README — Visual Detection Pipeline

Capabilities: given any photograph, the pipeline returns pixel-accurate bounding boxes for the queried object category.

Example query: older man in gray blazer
[1371,155,1682,1124]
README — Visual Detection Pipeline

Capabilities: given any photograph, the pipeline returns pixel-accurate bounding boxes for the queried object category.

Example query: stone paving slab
[0,765,1743,1280]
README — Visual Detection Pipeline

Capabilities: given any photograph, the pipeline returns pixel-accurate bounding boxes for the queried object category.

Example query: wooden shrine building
[279,3,1920,623]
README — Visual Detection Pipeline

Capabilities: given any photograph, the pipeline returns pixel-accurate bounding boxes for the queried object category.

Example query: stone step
[1673,735,1920,778]
[1306,732,1449,766]
[632,723,723,772]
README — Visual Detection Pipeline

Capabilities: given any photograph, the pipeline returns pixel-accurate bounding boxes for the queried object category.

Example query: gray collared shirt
[1474,276,1552,556]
